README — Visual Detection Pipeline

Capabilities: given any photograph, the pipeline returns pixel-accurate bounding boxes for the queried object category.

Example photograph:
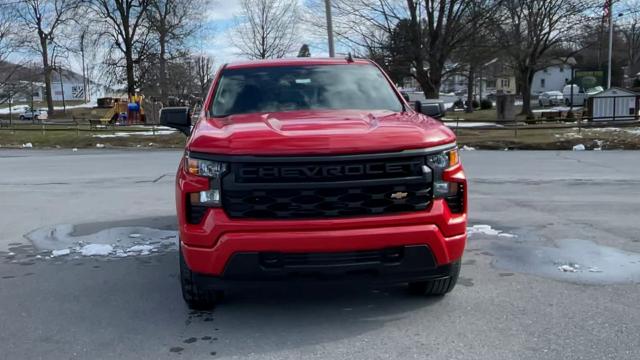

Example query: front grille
[260,248,404,268]
[221,155,433,219]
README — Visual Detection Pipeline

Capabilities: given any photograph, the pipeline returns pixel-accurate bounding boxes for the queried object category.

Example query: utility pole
[80,30,87,103]
[324,0,335,57]
[58,66,66,112]
[607,0,613,89]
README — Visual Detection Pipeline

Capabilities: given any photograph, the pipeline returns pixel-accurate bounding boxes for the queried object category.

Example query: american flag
[603,0,611,24]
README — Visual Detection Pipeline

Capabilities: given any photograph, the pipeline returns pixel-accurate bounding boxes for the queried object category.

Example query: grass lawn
[456,126,640,150]
[0,127,186,149]
[1,122,639,151]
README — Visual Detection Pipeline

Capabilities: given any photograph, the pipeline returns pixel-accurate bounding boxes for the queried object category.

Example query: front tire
[180,247,222,309]
[408,260,461,296]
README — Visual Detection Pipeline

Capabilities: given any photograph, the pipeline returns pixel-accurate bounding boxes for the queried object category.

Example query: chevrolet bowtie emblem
[390,192,409,200]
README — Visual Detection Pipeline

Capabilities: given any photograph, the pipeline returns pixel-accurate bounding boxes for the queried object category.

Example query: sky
[202,0,333,66]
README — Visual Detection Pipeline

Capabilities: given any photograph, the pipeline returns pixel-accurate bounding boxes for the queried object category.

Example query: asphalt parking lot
[1,149,639,360]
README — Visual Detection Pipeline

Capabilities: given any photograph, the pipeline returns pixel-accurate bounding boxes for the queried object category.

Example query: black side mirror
[401,92,411,102]
[160,107,191,136]
[414,100,422,114]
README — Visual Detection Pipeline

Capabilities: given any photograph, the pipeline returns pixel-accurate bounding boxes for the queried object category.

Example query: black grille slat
[222,156,433,220]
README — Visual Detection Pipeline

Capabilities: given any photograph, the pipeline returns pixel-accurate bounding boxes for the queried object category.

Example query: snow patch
[22,143,33,148]
[80,244,113,256]
[92,130,175,138]
[558,264,578,272]
[26,224,178,260]
[95,143,105,148]
[51,248,71,257]
[467,224,516,238]
[126,245,154,255]
[572,144,585,151]
[460,145,476,151]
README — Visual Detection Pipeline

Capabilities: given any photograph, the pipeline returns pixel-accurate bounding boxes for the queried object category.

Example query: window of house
[501,79,510,88]
[541,78,546,88]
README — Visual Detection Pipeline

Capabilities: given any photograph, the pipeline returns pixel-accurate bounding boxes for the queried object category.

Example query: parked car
[162,57,468,309]
[562,85,604,106]
[538,91,564,107]
[19,108,48,121]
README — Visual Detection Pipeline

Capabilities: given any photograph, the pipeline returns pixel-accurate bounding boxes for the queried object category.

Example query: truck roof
[224,57,372,70]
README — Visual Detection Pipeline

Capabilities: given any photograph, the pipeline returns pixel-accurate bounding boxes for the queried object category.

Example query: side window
[541,78,545,88]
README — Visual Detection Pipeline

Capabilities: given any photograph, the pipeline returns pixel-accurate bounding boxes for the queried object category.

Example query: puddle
[490,239,640,284]
[25,223,178,259]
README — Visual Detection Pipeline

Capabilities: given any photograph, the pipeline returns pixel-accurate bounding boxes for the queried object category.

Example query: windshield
[210,64,403,117]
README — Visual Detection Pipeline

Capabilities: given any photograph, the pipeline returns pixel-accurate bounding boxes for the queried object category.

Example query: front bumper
[177,160,467,278]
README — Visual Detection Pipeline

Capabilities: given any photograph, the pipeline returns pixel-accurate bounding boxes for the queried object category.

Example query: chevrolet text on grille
[238,161,424,179]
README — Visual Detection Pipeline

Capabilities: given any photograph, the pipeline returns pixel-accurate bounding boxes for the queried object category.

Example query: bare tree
[15,0,82,115]
[620,0,640,80]
[146,0,204,101]
[234,0,299,59]
[493,0,594,117]
[88,0,152,96]
[193,54,214,97]
[327,0,495,99]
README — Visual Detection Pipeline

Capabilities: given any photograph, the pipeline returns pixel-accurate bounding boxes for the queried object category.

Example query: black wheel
[19,116,25,120]
[565,98,570,106]
[180,247,221,309]
[408,260,461,296]
[538,100,544,107]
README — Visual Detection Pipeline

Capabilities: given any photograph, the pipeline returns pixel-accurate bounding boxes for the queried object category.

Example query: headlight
[427,148,460,198]
[426,148,459,170]
[185,156,228,209]
[186,157,227,178]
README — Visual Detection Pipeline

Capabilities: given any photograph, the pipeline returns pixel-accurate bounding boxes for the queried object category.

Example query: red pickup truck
[161,58,467,309]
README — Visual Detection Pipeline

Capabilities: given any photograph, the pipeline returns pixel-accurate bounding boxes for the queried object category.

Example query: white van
[562,85,604,106]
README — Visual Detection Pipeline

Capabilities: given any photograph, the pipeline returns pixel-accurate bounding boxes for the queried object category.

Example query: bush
[480,99,493,110]
[464,100,479,109]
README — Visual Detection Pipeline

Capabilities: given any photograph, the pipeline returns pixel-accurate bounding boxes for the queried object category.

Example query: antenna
[346,52,354,63]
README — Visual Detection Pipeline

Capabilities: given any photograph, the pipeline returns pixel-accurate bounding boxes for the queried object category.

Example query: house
[0,60,110,104]
[495,76,517,95]
[587,87,639,121]
[531,62,572,95]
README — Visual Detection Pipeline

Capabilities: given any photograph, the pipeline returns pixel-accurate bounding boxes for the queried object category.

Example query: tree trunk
[519,68,535,118]
[466,65,475,113]
[159,34,167,102]
[39,32,54,116]
[125,46,136,96]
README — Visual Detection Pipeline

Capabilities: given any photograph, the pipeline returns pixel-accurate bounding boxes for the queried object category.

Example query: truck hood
[187,110,456,155]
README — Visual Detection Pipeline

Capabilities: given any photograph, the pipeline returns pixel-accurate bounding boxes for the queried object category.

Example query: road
[1,149,639,360]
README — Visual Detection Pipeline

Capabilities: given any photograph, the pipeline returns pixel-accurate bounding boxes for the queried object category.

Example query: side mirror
[160,107,191,136]
[414,100,422,114]
[401,92,411,102]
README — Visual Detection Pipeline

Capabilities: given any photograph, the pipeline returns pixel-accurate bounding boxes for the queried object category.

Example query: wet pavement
[1,149,639,359]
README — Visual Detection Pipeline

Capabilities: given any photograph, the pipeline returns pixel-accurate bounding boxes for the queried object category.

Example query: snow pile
[80,244,113,256]
[22,143,33,148]
[460,145,476,151]
[572,144,585,151]
[51,248,71,257]
[95,143,105,148]
[72,148,78,152]
[467,224,517,238]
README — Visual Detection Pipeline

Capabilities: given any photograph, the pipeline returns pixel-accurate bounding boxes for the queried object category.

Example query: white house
[531,63,572,95]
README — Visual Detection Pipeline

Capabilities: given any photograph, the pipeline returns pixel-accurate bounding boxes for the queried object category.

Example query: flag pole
[607,0,613,89]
